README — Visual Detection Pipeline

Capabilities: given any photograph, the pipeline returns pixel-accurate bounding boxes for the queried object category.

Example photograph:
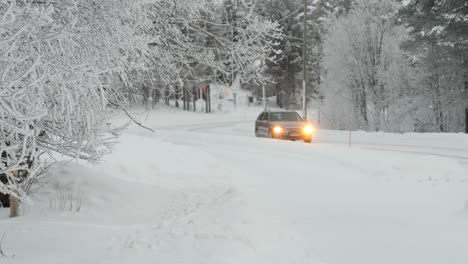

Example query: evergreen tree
[400,0,468,131]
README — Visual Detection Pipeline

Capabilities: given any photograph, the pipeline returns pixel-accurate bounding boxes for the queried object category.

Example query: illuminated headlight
[273,126,283,134]
[303,125,314,134]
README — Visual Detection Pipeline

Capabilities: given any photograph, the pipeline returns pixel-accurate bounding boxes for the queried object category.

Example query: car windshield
[270,112,302,122]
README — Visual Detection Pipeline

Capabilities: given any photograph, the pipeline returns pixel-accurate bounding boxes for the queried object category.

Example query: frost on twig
[121,108,156,133]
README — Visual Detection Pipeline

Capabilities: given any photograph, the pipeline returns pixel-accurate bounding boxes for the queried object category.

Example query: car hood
[270,121,306,127]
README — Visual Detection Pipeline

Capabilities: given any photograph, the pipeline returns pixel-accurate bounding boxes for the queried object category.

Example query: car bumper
[270,126,314,141]
[275,133,311,140]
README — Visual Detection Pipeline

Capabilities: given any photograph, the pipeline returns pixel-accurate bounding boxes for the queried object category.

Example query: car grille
[286,127,301,133]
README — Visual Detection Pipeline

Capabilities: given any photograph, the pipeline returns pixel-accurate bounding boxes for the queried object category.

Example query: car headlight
[303,125,314,134]
[273,126,283,134]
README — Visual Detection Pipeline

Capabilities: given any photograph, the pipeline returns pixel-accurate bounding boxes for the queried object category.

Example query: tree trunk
[165,85,170,105]
[9,195,19,218]
[186,87,188,110]
[151,89,158,108]
[175,85,179,108]
[193,86,196,111]
[371,106,380,132]
[183,86,186,110]
[433,78,445,132]
[465,108,468,133]
[184,86,189,111]
[209,86,212,113]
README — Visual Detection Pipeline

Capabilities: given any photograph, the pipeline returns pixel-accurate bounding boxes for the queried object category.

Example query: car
[255,110,315,143]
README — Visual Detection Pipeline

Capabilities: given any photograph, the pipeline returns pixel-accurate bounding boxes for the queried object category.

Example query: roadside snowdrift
[1,108,467,264]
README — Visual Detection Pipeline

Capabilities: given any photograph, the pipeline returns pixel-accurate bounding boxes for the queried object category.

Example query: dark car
[255,110,315,143]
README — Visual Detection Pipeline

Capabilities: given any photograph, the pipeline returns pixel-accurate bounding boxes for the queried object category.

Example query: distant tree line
[318,0,468,132]
[248,0,466,133]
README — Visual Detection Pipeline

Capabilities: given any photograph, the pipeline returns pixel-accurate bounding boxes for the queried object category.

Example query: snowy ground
[1,105,468,264]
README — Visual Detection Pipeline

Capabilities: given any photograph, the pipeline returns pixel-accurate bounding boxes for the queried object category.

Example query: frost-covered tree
[251,0,305,108]
[302,0,354,112]
[0,0,282,216]
[1,2,57,215]
[131,0,282,105]
[321,0,414,131]
[0,0,143,216]
[251,0,352,109]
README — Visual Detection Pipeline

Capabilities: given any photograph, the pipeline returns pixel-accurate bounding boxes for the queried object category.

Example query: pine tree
[400,0,468,131]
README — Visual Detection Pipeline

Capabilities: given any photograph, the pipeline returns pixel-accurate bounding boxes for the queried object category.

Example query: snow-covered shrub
[48,181,84,213]
[0,1,136,213]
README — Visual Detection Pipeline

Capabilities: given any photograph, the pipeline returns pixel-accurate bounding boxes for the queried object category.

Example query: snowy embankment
[1,106,467,264]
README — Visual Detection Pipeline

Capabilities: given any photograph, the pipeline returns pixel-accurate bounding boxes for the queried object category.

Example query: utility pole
[302,0,308,120]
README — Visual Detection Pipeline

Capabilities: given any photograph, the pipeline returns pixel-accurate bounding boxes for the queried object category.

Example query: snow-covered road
[1,108,467,264]
[157,115,468,264]
[181,119,468,160]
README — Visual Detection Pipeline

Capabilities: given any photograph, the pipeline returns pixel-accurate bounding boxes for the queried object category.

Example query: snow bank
[1,108,467,264]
